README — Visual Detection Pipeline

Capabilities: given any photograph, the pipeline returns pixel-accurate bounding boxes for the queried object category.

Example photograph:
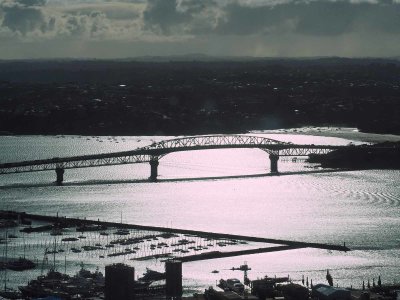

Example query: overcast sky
[0,0,400,59]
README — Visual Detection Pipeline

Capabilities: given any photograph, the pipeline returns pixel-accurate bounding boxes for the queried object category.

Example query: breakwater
[0,211,350,262]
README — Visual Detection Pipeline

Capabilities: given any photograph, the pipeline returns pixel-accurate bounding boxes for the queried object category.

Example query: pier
[1,210,350,263]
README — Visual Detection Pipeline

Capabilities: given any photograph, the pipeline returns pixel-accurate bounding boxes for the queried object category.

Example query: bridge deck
[0,134,349,174]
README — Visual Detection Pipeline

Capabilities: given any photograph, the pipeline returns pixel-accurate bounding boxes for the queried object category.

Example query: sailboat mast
[4,231,7,291]
[53,237,57,271]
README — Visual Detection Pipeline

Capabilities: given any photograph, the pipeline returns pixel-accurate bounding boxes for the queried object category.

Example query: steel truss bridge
[0,134,349,184]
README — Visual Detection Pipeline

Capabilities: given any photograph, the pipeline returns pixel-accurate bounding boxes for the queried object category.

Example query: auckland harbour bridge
[0,134,363,185]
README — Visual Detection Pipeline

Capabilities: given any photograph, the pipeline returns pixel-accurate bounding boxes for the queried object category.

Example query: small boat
[76,224,107,232]
[18,269,71,299]
[45,250,58,254]
[218,278,245,294]
[6,257,36,271]
[1,232,24,299]
[138,268,166,282]
[114,229,130,235]
[0,288,23,299]
[0,220,18,228]
[61,237,79,242]
[20,224,52,233]
[50,228,63,236]
[20,219,32,225]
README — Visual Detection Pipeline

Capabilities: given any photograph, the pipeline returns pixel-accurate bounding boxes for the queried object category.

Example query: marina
[0,3,400,295]
[0,131,399,297]
[0,210,349,275]
[0,210,398,299]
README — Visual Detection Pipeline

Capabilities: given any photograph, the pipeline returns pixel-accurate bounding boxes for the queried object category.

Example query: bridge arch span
[141,134,291,158]
[142,135,288,181]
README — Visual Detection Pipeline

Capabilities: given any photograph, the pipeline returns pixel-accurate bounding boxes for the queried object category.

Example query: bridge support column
[149,159,159,182]
[269,154,279,174]
[55,167,64,186]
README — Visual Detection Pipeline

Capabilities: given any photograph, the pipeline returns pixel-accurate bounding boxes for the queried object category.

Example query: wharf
[177,246,302,262]
[1,210,350,261]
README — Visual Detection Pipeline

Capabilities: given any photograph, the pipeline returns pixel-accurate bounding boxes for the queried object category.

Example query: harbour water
[0,131,399,294]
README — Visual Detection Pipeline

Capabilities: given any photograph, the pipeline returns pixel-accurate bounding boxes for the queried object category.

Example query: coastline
[2,127,400,144]
[253,127,400,144]
[0,132,399,296]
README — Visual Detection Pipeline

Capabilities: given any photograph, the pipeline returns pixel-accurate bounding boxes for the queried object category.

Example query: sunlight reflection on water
[0,133,399,294]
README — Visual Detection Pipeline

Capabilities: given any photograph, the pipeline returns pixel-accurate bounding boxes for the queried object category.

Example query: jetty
[1,210,350,264]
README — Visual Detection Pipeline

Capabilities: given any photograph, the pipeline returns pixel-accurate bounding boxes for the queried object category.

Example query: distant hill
[0,57,400,83]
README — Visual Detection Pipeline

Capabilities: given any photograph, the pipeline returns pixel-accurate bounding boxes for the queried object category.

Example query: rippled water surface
[0,134,399,294]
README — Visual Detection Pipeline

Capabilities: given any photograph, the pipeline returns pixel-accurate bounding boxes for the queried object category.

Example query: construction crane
[231,262,251,286]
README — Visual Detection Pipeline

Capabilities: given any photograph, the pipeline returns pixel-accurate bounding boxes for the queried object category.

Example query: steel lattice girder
[141,134,291,151]
[279,148,333,156]
[0,155,154,174]
[0,134,353,175]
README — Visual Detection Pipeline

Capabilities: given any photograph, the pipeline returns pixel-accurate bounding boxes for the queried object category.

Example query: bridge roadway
[0,134,350,185]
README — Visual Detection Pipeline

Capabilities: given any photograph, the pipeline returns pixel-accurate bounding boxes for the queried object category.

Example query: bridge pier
[55,167,64,186]
[149,159,159,182]
[269,154,279,174]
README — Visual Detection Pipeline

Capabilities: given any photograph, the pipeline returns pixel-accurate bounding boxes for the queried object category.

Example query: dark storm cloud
[292,1,400,35]
[141,0,400,36]
[143,0,190,34]
[213,3,283,35]
[143,0,221,34]
[0,0,49,35]
[0,0,126,38]
[292,1,357,36]
[1,0,400,58]
[355,3,400,34]
[3,0,400,38]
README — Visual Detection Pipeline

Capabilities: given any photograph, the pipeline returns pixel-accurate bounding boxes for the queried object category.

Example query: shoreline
[0,134,395,298]
[2,127,400,144]
[252,126,400,143]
